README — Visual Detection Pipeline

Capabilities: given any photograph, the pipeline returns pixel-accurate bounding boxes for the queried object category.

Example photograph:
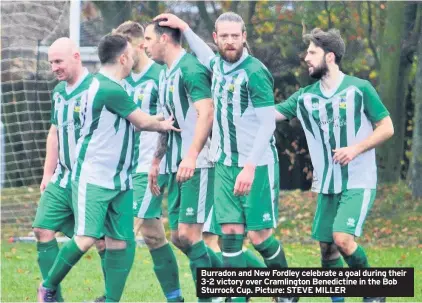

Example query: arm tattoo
[154,132,169,160]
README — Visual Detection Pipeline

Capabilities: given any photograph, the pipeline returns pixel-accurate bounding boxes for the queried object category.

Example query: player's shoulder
[343,74,373,90]
[180,52,208,74]
[93,73,126,96]
[53,81,66,93]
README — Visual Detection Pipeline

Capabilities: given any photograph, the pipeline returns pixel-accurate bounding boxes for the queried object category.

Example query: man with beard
[154,12,297,303]
[276,28,394,303]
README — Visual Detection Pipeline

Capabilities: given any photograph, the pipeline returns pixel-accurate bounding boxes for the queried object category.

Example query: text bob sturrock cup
[197,268,414,298]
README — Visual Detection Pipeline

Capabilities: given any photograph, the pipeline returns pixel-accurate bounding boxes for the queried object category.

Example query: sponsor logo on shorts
[347,218,355,227]
[186,207,194,216]
[263,213,271,222]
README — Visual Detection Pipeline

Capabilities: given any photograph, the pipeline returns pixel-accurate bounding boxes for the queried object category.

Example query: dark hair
[112,20,144,43]
[147,19,182,44]
[98,34,128,64]
[303,28,346,64]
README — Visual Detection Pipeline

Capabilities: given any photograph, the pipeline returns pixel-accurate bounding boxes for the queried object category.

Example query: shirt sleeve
[362,80,390,123]
[275,90,301,120]
[104,88,138,118]
[183,28,216,71]
[248,66,275,108]
[183,63,212,102]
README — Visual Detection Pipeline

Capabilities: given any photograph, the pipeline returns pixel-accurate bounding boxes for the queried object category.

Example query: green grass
[1,243,421,302]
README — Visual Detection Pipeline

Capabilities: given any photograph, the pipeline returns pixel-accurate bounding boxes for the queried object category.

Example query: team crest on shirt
[338,94,347,109]
[228,84,235,93]
[74,98,81,113]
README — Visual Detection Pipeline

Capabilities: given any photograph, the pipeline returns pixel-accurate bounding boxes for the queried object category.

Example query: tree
[377,2,406,183]
[411,5,422,198]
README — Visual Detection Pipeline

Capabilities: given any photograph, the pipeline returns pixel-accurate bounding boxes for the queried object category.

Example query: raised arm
[154,13,215,70]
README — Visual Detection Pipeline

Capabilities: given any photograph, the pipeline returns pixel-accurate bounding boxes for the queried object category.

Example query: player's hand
[160,116,181,132]
[148,161,161,196]
[234,164,255,196]
[39,175,52,193]
[153,13,189,31]
[176,156,196,183]
[332,146,360,166]
[153,113,165,122]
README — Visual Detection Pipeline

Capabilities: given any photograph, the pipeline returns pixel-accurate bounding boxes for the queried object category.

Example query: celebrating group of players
[33,10,394,303]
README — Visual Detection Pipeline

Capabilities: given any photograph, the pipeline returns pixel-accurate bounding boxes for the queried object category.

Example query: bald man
[32,37,105,302]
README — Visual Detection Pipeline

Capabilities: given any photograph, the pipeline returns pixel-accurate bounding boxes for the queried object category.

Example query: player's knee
[95,238,106,252]
[170,233,183,250]
[143,233,166,250]
[33,228,55,242]
[248,229,272,246]
[333,233,354,252]
[74,235,97,252]
[178,232,194,248]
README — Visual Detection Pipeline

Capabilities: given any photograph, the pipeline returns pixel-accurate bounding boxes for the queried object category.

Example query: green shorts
[312,188,376,242]
[133,173,168,219]
[214,162,280,231]
[32,182,75,238]
[72,181,134,241]
[167,168,215,231]
[203,205,222,236]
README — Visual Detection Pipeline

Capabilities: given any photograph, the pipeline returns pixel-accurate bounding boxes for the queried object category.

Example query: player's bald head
[48,37,82,83]
[49,37,79,56]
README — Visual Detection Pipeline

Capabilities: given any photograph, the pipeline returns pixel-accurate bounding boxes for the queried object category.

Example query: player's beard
[309,57,329,79]
[219,45,243,63]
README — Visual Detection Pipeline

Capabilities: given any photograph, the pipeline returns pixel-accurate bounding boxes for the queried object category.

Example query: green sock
[43,238,84,290]
[104,240,136,302]
[98,249,106,293]
[322,257,345,302]
[243,248,266,268]
[150,243,183,302]
[221,234,247,268]
[186,240,211,282]
[206,246,223,268]
[342,245,370,268]
[37,239,64,301]
[253,235,288,268]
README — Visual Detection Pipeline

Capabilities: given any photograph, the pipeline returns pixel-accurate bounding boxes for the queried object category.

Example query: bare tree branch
[324,1,332,28]
[366,1,380,69]
[196,1,214,37]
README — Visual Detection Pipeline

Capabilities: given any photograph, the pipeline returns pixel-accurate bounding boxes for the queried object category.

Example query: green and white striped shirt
[209,53,278,167]
[72,72,138,190]
[276,74,389,194]
[159,50,213,173]
[50,69,92,188]
[121,61,167,174]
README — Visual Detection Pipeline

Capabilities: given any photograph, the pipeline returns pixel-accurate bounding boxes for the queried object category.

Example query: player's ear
[242,31,247,43]
[73,52,81,61]
[212,32,217,44]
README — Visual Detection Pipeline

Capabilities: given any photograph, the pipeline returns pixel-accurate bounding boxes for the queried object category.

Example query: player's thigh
[214,163,244,225]
[133,173,167,219]
[106,188,135,241]
[311,193,341,242]
[334,188,376,237]
[244,163,279,232]
[33,182,74,237]
[179,168,213,225]
[167,172,181,231]
[72,181,110,239]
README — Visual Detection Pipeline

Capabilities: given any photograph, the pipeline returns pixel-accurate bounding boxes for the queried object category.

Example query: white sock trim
[222,250,243,257]
[266,245,281,260]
